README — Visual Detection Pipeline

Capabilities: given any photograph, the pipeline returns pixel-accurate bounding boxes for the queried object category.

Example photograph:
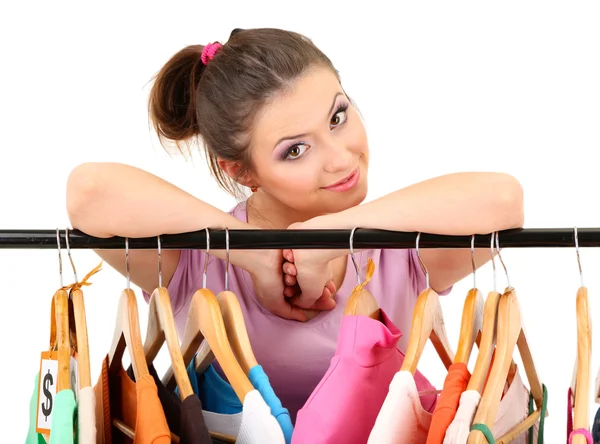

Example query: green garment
[27,373,77,444]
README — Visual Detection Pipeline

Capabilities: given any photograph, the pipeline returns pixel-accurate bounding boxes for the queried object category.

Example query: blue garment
[177,358,294,443]
[248,365,293,444]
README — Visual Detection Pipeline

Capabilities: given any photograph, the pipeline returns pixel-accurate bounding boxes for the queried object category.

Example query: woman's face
[246,65,369,217]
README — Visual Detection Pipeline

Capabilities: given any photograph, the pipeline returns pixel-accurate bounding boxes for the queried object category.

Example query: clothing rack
[1,227,599,249]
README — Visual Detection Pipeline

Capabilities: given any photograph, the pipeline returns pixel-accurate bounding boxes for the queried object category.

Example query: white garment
[77,387,96,444]
[443,370,540,444]
[202,389,284,444]
[368,371,433,444]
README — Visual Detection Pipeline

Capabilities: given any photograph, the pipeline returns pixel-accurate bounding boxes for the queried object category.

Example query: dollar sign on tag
[41,369,54,421]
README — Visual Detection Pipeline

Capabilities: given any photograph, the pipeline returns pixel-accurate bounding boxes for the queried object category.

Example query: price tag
[36,351,58,434]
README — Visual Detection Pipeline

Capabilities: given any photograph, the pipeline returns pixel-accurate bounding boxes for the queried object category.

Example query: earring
[250,186,258,193]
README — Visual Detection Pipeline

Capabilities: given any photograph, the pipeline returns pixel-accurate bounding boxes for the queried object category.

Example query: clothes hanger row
[107,229,253,443]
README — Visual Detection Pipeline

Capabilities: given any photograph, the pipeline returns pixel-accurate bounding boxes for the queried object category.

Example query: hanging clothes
[292,310,437,444]
[177,356,285,443]
[93,355,171,443]
[26,373,50,444]
[26,373,77,444]
[443,369,543,443]
[368,370,435,443]
[591,406,600,443]
[79,386,97,443]
[177,359,293,443]
[426,362,471,443]
[143,202,451,422]
[126,364,212,444]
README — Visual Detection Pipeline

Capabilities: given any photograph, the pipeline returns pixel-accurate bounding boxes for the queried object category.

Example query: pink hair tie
[201,42,222,65]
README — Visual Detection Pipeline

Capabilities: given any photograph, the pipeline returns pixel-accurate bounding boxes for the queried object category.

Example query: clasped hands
[248,221,343,322]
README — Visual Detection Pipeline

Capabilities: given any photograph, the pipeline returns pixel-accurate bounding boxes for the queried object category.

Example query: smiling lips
[322,168,360,192]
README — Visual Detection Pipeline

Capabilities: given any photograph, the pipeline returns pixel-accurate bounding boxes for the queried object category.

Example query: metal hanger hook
[225,227,230,291]
[490,232,497,292]
[495,231,511,289]
[125,237,131,290]
[416,233,430,289]
[56,229,64,288]
[157,235,163,288]
[203,228,210,289]
[471,235,477,288]
[349,227,361,286]
[65,227,78,283]
[574,227,584,287]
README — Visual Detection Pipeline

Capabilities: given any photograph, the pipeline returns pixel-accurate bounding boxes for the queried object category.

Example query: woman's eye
[331,108,348,127]
[286,143,309,160]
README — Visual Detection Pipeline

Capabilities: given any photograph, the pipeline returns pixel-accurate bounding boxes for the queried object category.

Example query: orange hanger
[143,236,193,400]
[163,228,254,405]
[344,227,381,320]
[571,228,592,444]
[193,228,258,376]
[63,228,94,390]
[468,234,546,444]
[400,233,454,374]
[453,235,484,365]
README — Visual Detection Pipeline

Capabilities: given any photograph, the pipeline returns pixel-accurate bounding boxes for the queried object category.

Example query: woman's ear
[217,158,257,188]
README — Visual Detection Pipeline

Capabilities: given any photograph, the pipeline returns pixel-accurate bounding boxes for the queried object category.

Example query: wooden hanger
[165,287,254,402]
[108,288,150,379]
[164,229,254,402]
[343,228,381,320]
[571,229,592,444]
[454,287,484,365]
[343,257,380,320]
[400,233,454,374]
[143,235,193,399]
[50,289,72,392]
[467,233,517,393]
[400,286,455,373]
[144,286,194,399]
[571,286,591,444]
[467,287,546,444]
[194,290,259,375]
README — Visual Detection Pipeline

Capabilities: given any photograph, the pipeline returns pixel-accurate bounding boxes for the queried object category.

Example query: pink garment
[292,311,438,444]
[442,369,539,444]
[368,370,435,444]
[567,388,592,443]
[569,429,593,444]
[143,201,450,420]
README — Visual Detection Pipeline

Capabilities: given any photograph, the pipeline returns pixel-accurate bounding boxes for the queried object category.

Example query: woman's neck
[246,191,318,229]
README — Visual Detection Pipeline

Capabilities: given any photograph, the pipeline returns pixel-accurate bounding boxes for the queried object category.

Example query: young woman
[66,27,524,419]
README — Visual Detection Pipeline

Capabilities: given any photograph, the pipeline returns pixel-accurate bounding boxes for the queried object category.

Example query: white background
[1,1,599,441]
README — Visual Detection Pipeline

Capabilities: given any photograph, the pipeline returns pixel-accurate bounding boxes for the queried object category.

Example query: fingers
[269,299,307,322]
[283,249,294,263]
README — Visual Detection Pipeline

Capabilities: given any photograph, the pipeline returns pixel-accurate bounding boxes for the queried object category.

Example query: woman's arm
[296,172,524,296]
[66,162,259,294]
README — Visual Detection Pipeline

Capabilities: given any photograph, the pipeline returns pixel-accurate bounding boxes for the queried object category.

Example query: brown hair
[149,28,339,198]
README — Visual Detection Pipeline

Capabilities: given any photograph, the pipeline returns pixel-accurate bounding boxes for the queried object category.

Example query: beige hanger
[343,227,381,320]
[468,234,546,444]
[143,235,193,400]
[106,238,151,440]
[570,228,592,444]
[467,233,516,393]
[163,228,254,403]
[454,235,484,365]
[400,233,454,374]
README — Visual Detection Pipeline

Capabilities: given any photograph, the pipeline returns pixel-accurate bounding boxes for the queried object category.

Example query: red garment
[426,363,471,444]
